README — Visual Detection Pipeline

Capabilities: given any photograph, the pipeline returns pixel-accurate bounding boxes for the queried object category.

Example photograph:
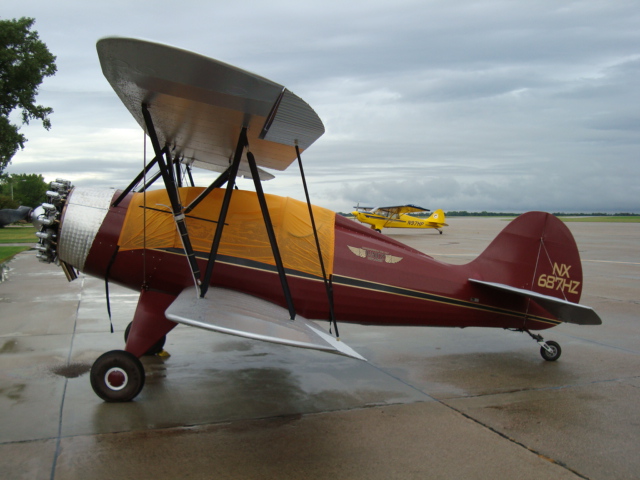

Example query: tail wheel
[90,350,145,402]
[540,340,562,362]
[124,322,166,356]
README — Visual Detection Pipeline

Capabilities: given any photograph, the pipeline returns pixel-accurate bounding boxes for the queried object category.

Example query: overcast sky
[4,0,639,213]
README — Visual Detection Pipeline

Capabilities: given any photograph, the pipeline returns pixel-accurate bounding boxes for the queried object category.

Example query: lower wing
[165,287,365,360]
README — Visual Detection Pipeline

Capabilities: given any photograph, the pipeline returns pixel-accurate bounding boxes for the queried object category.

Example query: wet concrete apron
[0,218,638,479]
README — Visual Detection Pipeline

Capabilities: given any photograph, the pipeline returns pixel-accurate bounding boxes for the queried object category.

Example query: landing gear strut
[124,322,166,356]
[524,330,562,361]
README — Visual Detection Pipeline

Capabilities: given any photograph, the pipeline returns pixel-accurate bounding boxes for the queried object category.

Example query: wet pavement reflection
[0,219,638,479]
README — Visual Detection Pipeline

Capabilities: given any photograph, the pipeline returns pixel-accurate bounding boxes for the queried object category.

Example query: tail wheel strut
[539,340,561,361]
[523,330,562,362]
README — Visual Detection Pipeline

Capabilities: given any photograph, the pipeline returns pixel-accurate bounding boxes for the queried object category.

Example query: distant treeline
[445,211,518,217]
[337,211,638,217]
[446,211,639,217]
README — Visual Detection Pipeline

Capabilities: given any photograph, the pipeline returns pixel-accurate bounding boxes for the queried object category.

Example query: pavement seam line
[50,276,84,480]
[438,399,592,480]
[442,375,640,400]
[366,356,595,479]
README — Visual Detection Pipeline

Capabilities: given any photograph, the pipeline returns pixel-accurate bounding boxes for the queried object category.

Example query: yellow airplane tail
[426,209,448,227]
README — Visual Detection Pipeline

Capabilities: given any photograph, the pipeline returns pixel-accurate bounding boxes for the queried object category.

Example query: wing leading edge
[97,37,325,176]
[165,287,365,360]
[469,279,602,325]
[377,204,430,216]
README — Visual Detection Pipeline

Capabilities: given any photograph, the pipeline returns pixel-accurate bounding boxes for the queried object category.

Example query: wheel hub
[105,367,128,390]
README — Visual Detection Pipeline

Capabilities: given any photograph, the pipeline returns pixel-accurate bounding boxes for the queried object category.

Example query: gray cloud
[4,0,639,213]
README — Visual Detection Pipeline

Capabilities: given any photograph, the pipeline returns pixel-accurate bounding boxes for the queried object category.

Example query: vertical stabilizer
[469,212,584,305]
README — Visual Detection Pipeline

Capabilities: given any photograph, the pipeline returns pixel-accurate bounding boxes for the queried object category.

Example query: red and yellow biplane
[29,38,601,402]
[352,205,448,233]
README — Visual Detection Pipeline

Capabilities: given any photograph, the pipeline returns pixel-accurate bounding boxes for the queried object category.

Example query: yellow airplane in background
[351,205,448,233]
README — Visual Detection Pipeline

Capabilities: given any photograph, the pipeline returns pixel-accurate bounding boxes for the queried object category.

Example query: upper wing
[352,206,374,212]
[469,279,602,325]
[377,204,430,216]
[97,37,325,177]
[165,286,365,360]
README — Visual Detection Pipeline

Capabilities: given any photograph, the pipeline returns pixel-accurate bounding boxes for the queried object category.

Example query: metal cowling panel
[58,188,114,271]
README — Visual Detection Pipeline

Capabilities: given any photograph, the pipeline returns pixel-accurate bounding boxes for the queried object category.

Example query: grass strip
[0,226,37,244]
[0,246,31,264]
[559,216,640,223]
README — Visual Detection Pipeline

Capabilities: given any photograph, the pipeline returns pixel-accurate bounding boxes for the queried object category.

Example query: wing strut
[185,163,195,187]
[140,169,163,192]
[295,145,339,337]
[247,150,296,320]
[197,128,297,321]
[199,128,246,298]
[184,167,231,214]
[141,103,202,293]
[174,155,183,187]
[111,147,165,207]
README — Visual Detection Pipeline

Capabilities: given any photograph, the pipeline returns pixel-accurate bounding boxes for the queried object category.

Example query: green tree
[0,195,18,209]
[0,17,57,173]
[0,173,48,207]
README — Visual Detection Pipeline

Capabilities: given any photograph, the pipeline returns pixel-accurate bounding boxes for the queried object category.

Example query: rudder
[469,212,584,305]
[427,209,448,227]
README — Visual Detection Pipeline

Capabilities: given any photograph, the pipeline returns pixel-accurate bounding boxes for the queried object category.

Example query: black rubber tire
[90,350,145,402]
[124,322,166,356]
[540,340,561,362]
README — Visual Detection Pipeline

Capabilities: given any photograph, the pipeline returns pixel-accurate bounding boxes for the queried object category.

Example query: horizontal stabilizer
[469,279,602,326]
[165,287,365,360]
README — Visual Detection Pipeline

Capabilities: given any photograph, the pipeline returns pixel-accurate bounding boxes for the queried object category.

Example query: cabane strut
[131,106,336,333]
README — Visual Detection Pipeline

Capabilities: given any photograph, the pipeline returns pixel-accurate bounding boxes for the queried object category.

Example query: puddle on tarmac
[0,383,26,401]
[50,362,91,378]
[0,340,20,353]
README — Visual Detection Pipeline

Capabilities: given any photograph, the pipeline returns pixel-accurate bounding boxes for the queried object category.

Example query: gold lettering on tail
[537,263,580,295]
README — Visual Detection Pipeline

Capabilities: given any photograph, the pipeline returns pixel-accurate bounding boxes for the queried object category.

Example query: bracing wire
[295,145,339,339]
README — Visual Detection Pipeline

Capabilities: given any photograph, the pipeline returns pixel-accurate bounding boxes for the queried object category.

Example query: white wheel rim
[105,367,128,391]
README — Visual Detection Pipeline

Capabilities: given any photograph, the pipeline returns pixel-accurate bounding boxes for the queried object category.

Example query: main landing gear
[89,322,170,402]
[523,330,562,361]
[124,322,166,356]
[89,323,171,402]
[90,350,145,402]
[89,290,177,402]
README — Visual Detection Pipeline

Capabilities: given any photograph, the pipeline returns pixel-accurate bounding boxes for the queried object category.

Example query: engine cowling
[32,180,114,281]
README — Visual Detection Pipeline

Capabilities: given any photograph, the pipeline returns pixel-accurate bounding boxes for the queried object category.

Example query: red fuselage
[80,191,556,333]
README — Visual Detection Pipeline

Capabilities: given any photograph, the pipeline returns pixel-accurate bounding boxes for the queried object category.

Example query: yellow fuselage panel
[118,187,335,277]
[352,210,446,230]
